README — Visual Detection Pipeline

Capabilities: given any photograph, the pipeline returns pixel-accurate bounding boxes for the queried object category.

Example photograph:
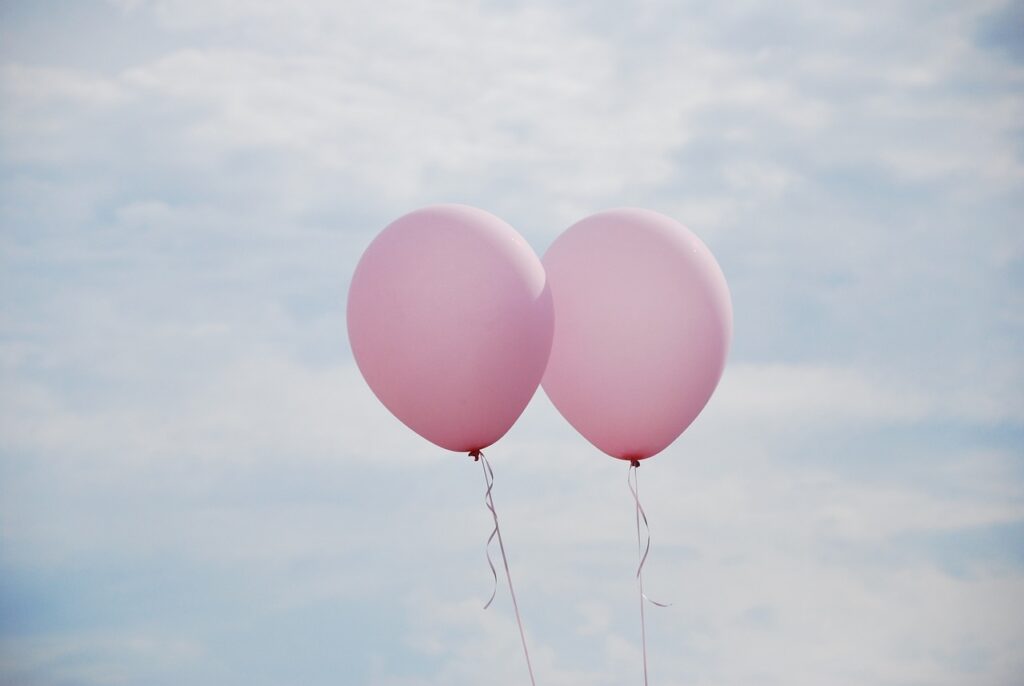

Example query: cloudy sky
[1,1,1022,684]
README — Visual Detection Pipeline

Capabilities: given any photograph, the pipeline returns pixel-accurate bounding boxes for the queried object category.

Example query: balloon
[347,204,554,453]
[541,208,732,461]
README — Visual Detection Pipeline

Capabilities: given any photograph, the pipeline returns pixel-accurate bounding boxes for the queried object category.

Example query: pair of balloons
[347,204,732,461]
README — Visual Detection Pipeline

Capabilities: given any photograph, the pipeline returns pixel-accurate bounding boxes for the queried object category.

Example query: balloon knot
[630,459,640,468]
[469,450,482,461]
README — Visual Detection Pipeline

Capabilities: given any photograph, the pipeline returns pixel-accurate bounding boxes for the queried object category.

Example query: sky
[0,0,1022,684]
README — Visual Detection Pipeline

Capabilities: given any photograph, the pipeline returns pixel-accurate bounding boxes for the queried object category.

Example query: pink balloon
[541,208,732,461]
[347,204,554,453]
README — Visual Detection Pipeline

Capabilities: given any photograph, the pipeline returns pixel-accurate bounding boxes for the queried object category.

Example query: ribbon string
[628,460,670,686]
[473,450,537,686]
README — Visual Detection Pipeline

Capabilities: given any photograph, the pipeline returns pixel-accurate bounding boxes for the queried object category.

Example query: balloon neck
[629,459,641,468]
[469,449,482,461]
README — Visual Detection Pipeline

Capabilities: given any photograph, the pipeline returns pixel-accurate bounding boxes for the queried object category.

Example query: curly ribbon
[471,450,537,686]
[628,460,670,686]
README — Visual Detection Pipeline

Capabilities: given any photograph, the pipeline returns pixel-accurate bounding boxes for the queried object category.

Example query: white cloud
[0,356,411,472]
[713,362,1024,427]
